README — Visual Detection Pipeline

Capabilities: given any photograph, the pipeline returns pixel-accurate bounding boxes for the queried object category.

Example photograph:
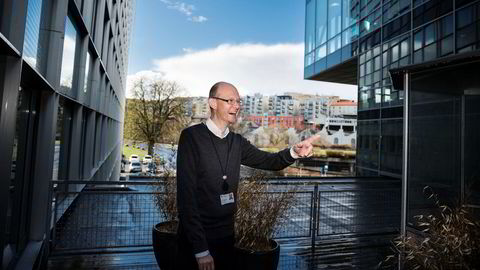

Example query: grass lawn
[123,145,148,160]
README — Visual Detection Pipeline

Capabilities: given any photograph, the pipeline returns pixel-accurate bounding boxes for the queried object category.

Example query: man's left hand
[293,134,321,158]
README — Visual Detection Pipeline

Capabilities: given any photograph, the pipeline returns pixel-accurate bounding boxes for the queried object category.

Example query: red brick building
[245,115,305,130]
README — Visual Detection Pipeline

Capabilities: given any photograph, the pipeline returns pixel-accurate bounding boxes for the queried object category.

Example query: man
[176,82,320,270]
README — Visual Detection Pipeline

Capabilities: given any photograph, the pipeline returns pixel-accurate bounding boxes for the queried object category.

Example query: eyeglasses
[211,96,243,106]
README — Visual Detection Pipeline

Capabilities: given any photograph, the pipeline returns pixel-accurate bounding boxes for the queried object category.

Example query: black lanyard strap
[206,126,231,191]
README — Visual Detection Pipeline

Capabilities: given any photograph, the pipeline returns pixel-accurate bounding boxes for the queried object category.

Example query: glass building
[0,0,135,268]
[305,0,479,233]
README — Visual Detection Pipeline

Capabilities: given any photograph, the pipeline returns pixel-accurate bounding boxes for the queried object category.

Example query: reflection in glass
[380,119,402,174]
[328,0,342,39]
[23,0,43,70]
[316,0,327,46]
[8,87,39,252]
[305,52,314,66]
[342,0,353,30]
[305,0,316,54]
[328,35,341,54]
[53,97,73,181]
[315,45,327,60]
[84,52,90,93]
[342,28,352,46]
[60,16,78,93]
[425,23,435,46]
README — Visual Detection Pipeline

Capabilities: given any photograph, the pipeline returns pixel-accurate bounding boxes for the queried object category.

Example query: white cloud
[127,43,357,100]
[126,70,165,97]
[158,0,207,22]
[182,48,194,53]
[189,16,207,23]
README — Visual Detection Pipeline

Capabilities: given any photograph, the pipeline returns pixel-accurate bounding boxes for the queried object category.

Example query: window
[328,0,342,38]
[60,16,79,95]
[52,97,73,181]
[412,15,453,63]
[357,120,380,169]
[84,52,91,94]
[316,0,328,46]
[455,2,480,52]
[7,87,41,256]
[380,119,402,174]
[413,0,453,28]
[23,0,44,71]
[305,0,316,55]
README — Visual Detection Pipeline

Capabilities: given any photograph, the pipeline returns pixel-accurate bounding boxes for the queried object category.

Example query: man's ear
[208,98,217,110]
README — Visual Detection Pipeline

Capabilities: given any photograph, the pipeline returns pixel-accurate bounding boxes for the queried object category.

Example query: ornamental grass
[235,171,296,252]
[383,186,480,270]
[152,152,178,232]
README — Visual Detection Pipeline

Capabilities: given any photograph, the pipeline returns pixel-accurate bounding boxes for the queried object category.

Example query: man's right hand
[196,254,215,270]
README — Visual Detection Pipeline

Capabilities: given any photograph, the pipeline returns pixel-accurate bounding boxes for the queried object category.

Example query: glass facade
[52,97,73,181]
[305,0,358,76]
[84,52,91,94]
[59,16,78,94]
[305,0,480,178]
[0,0,135,266]
[23,0,43,70]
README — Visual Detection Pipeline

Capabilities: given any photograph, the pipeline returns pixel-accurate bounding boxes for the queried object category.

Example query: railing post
[311,184,319,254]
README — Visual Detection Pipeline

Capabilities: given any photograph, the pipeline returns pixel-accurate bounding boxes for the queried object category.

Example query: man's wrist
[195,250,210,258]
[290,147,300,159]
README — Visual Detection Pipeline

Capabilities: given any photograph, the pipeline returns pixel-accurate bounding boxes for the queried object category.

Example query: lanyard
[207,129,231,192]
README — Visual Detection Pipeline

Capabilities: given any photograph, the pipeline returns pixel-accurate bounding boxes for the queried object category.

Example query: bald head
[209,82,237,98]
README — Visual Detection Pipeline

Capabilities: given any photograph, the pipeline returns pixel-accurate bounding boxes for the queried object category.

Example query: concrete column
[75,35,89,102]
[81,0,94,32]
[90,58,100,108]
[93,0,106,54]
[30,92,58,241]
[40,0,69,89]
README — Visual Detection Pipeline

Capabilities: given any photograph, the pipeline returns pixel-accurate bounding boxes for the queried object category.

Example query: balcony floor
[48,234,397,269]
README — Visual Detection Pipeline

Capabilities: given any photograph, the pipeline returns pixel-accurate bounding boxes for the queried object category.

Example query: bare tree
[125,77,185,155]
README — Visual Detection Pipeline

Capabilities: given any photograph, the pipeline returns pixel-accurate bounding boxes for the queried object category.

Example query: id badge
[220,192,235,205]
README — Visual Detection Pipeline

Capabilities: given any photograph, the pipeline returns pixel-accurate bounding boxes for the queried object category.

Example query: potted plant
[234,172,296,270]
[151,155,178,270]
[383,186,480,269]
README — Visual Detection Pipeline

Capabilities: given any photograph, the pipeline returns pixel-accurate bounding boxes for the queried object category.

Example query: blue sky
[127,0,357,99]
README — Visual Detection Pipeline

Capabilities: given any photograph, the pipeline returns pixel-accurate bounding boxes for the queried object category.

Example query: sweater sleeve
[240,135,296,170]
[176,129,209,254]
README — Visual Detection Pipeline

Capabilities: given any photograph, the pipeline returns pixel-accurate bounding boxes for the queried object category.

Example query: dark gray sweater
[176,123,295,254]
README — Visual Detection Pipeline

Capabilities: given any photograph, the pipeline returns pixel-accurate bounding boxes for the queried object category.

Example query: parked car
[130,154,139,163]
[143,155,152,164]
[146,163,156,174]
[130,162,142,173]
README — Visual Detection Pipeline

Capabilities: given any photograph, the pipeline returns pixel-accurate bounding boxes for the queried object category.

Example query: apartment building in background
[0,0,135,268]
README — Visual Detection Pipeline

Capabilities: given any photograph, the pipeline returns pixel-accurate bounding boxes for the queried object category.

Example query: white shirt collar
[206,118,229,139]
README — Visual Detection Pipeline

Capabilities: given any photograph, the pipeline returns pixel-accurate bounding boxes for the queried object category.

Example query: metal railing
[49,178,401,254]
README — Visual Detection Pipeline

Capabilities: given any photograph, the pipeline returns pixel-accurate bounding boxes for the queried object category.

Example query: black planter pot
[152,221,178,270]
[234,239,280,270]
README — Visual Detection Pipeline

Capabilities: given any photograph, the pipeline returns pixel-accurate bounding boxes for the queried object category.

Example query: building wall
[305,0,480,178]
[0,0,135,268]
[245,115,305,130]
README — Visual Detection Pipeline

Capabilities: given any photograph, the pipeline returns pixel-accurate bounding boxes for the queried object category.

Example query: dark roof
[389,51,480,90]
